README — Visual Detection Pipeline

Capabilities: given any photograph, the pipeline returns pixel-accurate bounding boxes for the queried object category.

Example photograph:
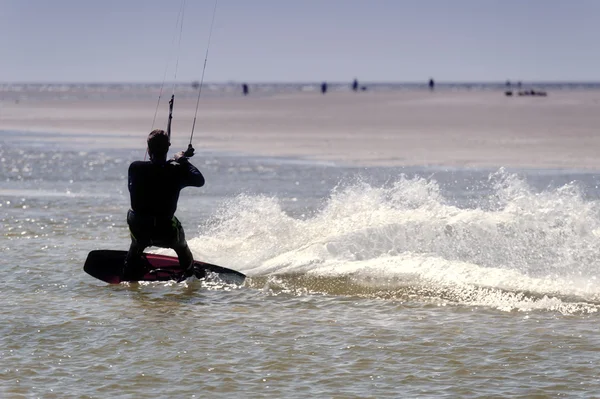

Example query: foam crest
[187,170,600,313]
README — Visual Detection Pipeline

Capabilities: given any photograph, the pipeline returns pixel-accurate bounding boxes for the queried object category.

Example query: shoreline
[2,90,600,170]
[4,127,600,174]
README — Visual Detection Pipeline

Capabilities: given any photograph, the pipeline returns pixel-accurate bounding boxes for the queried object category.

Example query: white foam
[184,170,600,312]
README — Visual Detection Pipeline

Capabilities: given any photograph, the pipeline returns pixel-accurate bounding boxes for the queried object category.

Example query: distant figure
[505,80,513,96]
[321,82,328,94]
[518,89,548,97]
[352,78,359,92]
[429,78,435,91]
[191,81,200,89]
[242,83,249,96]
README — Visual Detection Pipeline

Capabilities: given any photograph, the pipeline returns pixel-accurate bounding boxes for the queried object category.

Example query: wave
[183,169,600,313]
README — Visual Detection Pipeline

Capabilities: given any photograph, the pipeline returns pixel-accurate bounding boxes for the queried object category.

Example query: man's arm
[176,157,205,187]
[172,147,204,187]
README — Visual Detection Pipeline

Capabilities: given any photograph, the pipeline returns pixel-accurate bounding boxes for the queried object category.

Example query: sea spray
[187,170,600,312]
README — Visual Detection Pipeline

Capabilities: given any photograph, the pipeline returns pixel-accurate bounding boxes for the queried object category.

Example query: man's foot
[176,263,196,282]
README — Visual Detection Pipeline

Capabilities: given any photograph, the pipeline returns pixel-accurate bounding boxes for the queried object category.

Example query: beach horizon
[2,85,600,170]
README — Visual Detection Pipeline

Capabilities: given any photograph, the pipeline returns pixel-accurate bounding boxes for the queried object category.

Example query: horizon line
[2,80,600,85]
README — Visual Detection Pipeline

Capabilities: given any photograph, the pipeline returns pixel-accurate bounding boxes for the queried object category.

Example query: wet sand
[2,90,600,169]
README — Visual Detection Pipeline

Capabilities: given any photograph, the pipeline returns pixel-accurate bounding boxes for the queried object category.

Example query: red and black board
[84,250,245,285]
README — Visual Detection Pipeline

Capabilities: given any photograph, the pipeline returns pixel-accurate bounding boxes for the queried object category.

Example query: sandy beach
[2,88,600,169]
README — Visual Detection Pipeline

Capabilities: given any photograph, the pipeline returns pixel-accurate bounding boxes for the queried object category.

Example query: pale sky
[2,0,599,83]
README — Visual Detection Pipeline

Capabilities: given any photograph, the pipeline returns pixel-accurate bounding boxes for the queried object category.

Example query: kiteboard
[83,250,245,285]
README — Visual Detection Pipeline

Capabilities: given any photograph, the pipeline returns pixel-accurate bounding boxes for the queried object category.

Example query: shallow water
[2,130,600,398]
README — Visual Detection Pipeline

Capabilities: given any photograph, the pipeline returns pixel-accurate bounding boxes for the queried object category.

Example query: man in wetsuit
[124,129,205,280]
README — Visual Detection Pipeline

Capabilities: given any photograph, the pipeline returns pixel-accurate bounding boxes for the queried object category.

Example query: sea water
[2,130,600,398]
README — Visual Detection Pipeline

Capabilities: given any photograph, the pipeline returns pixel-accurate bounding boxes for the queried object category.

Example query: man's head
[147,129,170,160]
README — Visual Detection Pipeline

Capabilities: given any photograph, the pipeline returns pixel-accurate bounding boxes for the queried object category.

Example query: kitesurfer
[123,129,205,280]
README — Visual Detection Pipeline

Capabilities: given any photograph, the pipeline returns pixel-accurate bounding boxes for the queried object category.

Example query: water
[2,130,600,398]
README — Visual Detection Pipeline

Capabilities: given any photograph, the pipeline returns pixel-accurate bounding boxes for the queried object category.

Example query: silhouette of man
[124,129,205,280]
[321,82,328,94]
[352,78,358,92]
[242,83,249,96]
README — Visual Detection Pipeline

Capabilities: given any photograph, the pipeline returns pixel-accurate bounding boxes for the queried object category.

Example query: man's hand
[183,144,195,158]
[173,145,195,163]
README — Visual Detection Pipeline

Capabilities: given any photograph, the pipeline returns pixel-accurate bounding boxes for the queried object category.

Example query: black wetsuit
[124,158,205,277]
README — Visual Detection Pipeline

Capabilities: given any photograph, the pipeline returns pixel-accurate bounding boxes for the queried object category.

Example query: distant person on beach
[352,78,359,92]
[518,89,547,97]
[321,82,328,94]
[123,129,205,280]
[242,83,249,96]
[505,80,513,96]
[429,78,435,91]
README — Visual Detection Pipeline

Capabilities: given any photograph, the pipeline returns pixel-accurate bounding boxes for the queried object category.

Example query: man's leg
[124,232,148,280]
[153,216,194,280]
[174,244,194,276]
[171,216,195,277]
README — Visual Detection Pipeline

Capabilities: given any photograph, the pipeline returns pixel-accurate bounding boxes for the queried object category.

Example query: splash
[187,170,600,313]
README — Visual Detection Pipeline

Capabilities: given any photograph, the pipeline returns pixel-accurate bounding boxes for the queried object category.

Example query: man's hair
[147,129,170,156]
